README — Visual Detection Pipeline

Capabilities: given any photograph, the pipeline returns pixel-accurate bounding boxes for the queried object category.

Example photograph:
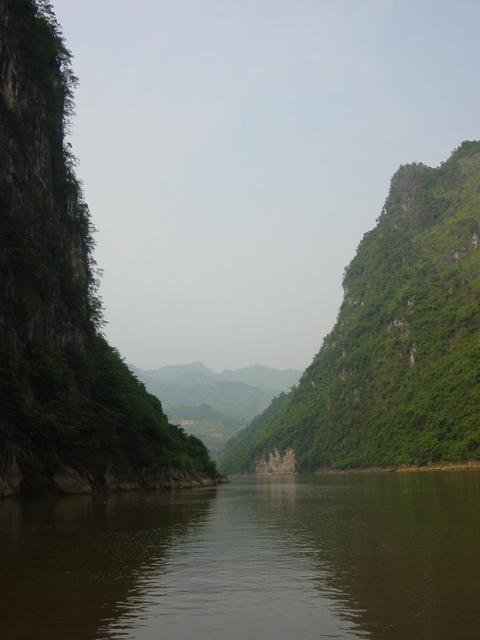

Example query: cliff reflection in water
[1,475,480,640]
[0,490,217,640]
[246,473,480,640]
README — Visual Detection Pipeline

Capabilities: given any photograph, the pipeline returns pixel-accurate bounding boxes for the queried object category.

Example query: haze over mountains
[132,363,301,455]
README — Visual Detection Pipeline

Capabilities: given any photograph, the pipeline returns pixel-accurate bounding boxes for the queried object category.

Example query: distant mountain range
[130,363,301,456]
[132,362,300,390]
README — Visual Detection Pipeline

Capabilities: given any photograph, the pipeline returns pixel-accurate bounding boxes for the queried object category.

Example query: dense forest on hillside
[0,0,217,495]
[219,142,480,474]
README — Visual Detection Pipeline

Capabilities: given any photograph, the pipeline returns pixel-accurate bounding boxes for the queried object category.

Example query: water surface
[1,473,479,639]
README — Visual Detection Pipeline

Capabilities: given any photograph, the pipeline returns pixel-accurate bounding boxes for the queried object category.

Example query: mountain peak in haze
[218,364,301,391]
[132,362,301,391]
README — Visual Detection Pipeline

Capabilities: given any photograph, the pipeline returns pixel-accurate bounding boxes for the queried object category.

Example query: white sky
[52,0,480,371]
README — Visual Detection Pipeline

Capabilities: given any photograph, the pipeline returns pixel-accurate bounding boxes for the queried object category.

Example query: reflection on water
[0,491,215,639]
[1,474,480,639]
[247,473,480,640]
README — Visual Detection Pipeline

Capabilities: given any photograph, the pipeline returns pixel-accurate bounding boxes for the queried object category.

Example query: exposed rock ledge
[0,455,226,498]
[256,448,295,475]
[0,454,23,497]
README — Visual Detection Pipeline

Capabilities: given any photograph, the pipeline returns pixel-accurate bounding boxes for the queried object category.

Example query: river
[1,472,479,639]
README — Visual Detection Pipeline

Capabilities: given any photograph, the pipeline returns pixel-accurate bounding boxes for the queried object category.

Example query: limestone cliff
[0,0,218,495]
[219,142,480,473]
[255,448,295,475]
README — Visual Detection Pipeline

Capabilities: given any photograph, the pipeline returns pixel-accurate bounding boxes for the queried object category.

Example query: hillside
[219,142,480,473]
[132,362,300,455]
[166,404,241,457]
[217,364,300,391]
[0,0,217,495]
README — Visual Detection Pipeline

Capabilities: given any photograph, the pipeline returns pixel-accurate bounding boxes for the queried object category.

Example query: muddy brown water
[1,473,479,639]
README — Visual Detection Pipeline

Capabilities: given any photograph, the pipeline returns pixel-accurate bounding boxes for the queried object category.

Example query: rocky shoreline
[255,448,296,475]
[244,459,480,477]
[0,454,228,498]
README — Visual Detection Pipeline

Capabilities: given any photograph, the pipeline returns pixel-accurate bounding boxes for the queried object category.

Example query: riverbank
[0,458,228,498]
[235,460,480,478]
[315,460,480,475]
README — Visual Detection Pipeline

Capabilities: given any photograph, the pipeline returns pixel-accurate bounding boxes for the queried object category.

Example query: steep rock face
[0,1,92,352]
[255,448,295,475]
[0,0,218,495]
[219,142,480,473]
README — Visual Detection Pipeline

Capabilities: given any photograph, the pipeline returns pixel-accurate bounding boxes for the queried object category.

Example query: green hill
[0,0,217,495]
[219,142,480,473]
[166,404,241,457]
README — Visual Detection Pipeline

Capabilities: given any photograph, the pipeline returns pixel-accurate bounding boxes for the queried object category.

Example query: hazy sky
[52,0,480,371]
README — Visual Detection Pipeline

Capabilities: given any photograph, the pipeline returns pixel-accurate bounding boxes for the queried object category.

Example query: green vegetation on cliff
[219,142,480,473]
[0,0,216,493]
